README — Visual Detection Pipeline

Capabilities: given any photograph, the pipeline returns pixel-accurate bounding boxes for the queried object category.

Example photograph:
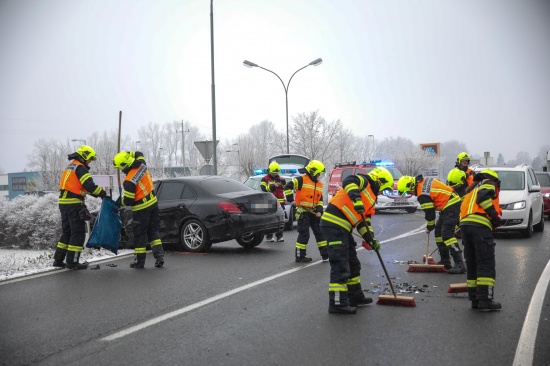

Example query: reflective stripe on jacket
[460,179,501,229]
[261,174,286,203]
[123,164,157,211]
[294,175,323,210]
[417,177,461,211]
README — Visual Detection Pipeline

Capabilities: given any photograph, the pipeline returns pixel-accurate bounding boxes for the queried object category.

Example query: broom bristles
[407,264,447,273]
[376,294,417,307]
[447,283,468,293]
[422,256,437,265]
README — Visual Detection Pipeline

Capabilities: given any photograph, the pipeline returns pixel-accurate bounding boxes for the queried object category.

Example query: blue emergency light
[254,168,267,176]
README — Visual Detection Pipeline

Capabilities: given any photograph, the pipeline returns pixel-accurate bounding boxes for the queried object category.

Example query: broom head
[422,256,437,265]
[447,283,468,294]
[376,294,417,307]
[407,264,448,273]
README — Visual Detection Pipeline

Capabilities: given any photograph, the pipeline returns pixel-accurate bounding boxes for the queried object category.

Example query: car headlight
[544,193,550,198]
[502,201,526,210]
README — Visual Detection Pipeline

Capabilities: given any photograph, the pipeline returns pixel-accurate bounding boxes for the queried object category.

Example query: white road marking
[101,225,425,341]
[513,259,550,366]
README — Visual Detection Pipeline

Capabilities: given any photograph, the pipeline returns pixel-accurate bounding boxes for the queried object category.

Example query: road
[1,211,549,366]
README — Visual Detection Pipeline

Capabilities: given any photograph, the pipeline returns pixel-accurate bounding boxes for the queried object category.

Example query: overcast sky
[1,0,549,173]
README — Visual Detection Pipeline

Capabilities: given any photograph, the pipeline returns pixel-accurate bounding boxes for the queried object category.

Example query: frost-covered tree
[376,137,440,176]
[497,153,505,165]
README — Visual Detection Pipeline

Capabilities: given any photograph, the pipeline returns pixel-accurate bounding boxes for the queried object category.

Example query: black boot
[468,288,478,309]
[152,245,165,268]
[52,247,67,268]
[477,299,501,310]
[348,284,373,307]
[448,251,466,274]
[438,246,452,270]
[65,251,88,270]
[130,254,146,268]
[296,256,312,263]
[329,305,357,314]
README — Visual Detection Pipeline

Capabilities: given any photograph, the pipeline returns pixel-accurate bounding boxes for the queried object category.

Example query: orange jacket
[122,164,157,211]
[460,179,502,229]
[293,175,323,210]
[58,160,104,204]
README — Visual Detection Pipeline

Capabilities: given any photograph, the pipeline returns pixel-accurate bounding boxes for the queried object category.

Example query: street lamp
[368,135,374,161]
[226,143,241,181]
[243,58,323,154]
[71,139,86,146]
[176,120,190,171]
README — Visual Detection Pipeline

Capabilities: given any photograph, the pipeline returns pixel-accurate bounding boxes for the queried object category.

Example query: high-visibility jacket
[58,160,104,205]
[122,163,157,211]
[287,174,323,211]
[460,179,501,229]
[416,177,461,211]
[261,174,286,204]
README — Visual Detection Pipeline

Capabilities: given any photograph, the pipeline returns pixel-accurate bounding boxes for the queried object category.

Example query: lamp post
[368,134,374,161]
[158,147,164,177]
[226,143,241,181]
[176,120,190,172]
[71,139,86,146]
[243,58,323,154]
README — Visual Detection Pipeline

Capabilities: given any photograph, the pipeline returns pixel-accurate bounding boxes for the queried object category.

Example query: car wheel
[405,207,417,214]
[534,207,545,232]
[236,232,264,249]
[284,207,294,231]
[522,211,533,238]
[179,219,211,253]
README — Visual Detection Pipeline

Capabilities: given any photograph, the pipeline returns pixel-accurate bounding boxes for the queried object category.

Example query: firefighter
[320,167,394,314]
[113,151,165,269]
[397,174,462,270]
[444,168,469,274]
[53,145,107,269]
[284,159,327,263]
[456,152,475,190]
[459,169,502,310]
[261,161,286,242]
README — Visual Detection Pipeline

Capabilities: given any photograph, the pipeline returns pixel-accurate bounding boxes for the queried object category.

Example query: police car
[327,160,419,213]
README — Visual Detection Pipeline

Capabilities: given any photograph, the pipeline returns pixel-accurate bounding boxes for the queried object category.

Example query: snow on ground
[0,247,133,281]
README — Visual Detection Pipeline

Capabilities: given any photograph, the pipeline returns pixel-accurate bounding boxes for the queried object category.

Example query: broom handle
[424,233,430,265]
[375,249,398,299]
[117,111,122,196]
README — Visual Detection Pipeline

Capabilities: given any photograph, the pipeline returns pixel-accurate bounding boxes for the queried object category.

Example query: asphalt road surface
[1,211,549,366]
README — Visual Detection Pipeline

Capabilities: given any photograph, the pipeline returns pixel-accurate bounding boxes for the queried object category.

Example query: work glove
[362,239,380,251]
[79,206,92,221]
[491,214,501,230]
[353,200,365,214]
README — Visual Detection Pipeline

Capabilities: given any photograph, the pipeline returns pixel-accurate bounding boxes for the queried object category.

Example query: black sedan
[97,176,285,252]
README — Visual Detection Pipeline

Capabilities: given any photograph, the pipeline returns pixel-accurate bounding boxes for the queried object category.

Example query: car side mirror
[530,185,541,193]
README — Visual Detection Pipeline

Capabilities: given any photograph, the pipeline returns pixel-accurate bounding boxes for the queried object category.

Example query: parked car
[535,171,550,219]
[243,173,298,231]
[473,165,544,237]
[90,176,285,252]
[326,161,419,213]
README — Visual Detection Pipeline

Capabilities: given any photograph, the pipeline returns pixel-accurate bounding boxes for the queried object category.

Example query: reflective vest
[294,175,323,209]
[262,174,285,203]
[460,180,501,229]
[417,177,461,211]
[124,165,157,211]
[59,160,89,197]
[465,168,475,186]
[328,180,376,227]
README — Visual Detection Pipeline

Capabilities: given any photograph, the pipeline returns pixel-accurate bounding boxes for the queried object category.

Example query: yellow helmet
[368,167,394,191]
[113,151,135,169]
[305,160,325,177]
[457,152,470,164]
[397,176,416,195]
[268,161,281,174]
[76,145,97,161]
[447,168,467,187]
[480,168,499,180]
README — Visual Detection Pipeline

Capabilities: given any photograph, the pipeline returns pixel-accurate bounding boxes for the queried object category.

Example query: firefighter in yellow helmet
[113,151,165,268]
[398,174,462,271]
[443,167,469,274]
[456,152,475,188]
[261,161,287,242]
[460,169,502,310]
[284,159,327,263]
[320,167,393,314]
[53,145,107,269]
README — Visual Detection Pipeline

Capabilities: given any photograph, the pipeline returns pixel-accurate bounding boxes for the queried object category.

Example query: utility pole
[176,120,190,173]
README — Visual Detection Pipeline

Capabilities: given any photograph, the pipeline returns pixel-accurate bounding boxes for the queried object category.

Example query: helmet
[268,161,281,174]
[305,160,325,177]
[368,167,394,191]
[397,176,416,195]
[113,151,135,169]
[76,145,97,161]
[457,152,470,164]
[480,168,499,181]
[447,168,467,187]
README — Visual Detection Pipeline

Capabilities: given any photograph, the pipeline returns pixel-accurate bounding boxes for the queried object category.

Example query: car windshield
[243,177,261,190]
[201,178,254,194]
[495,171,525,190]
[536,173,550,187]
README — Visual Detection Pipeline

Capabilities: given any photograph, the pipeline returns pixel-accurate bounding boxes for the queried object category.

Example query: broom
[422,247,438,265]
[374,248,416,307]
[407,234,447,273]
[447,283,468,294]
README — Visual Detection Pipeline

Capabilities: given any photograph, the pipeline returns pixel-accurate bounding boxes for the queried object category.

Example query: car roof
[473,164,533,172]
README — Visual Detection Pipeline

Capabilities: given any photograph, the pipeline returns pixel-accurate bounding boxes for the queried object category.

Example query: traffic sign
[194,140,219,163]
